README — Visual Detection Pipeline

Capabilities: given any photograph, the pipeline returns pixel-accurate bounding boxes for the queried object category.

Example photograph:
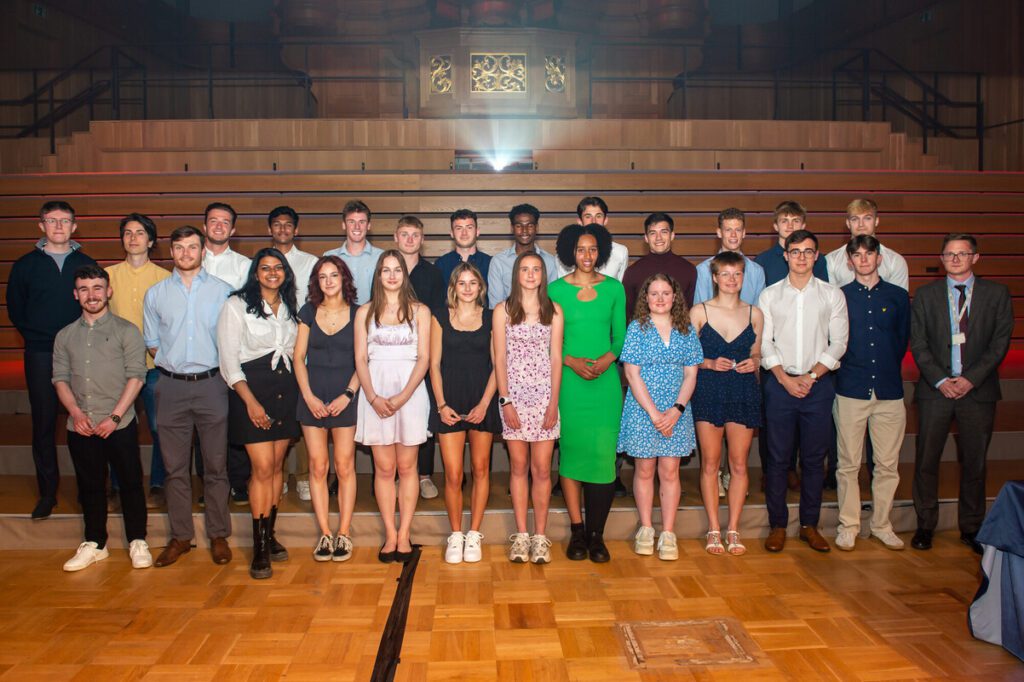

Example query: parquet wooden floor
[0,531,1018,681]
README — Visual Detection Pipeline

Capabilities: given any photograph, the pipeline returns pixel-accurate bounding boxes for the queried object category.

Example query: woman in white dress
[354,250,431,563]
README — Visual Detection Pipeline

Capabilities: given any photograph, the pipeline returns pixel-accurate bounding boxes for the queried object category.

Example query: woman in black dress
[293,256,360,563]
[217,247,300,579]
[429,262,501,564]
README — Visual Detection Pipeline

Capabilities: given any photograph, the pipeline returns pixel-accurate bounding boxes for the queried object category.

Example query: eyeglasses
[43,218,73,227]
[786,248,817,259]
[941,251,975,261]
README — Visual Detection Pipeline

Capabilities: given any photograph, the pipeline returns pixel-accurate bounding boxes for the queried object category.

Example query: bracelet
[437,403,447,414]
[369,395,380,404]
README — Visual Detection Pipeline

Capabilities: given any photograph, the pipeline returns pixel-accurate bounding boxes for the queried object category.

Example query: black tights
[582,481,616,535]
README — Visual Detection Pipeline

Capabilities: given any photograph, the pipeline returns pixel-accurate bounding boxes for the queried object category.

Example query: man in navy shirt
[435,209,491,287]
[755,201,829,286]
[833,235,909,552]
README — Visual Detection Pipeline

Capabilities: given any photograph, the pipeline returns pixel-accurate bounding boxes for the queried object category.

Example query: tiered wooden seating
[1,168,1022,367]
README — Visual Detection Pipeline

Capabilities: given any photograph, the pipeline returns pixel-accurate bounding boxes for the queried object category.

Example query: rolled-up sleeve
[819,286,849,370]
[121,324,148,382]
[51,327,72,385]
[217,298,246,388]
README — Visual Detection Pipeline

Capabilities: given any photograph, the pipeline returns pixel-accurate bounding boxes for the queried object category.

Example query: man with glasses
[7,201,97,519]
[910,234,1012,555]
[324,200,384,305]
[758,230,848,553]
[487,203,559,308]
[825,199,909,290]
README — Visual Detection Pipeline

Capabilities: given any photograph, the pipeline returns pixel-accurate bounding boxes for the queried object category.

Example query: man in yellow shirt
[105,214,171,508]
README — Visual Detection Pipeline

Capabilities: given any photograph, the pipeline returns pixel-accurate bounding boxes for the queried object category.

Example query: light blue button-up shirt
[323,241,384,305]
[693,253,766,305]
[486,245,559,309]
[143,268,232,374]
[947,274,974,379]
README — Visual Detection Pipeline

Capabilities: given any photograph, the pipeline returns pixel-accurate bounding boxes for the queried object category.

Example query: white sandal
[705,530,725,555]
[726,530,747,556]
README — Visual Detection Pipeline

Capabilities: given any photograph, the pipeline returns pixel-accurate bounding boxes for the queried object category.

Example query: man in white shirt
[201,202,251,290]
[323,200,384,305]
[556,197,630,280]
[825,198,909,291]
[268,206,319,502]
[758,229,849,554]
[200,202,252,503]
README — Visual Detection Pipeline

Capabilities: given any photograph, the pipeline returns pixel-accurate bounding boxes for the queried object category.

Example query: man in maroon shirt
[622,212,698,316]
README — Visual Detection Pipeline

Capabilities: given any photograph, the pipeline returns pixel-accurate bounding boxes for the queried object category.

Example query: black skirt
[228,353,301,445]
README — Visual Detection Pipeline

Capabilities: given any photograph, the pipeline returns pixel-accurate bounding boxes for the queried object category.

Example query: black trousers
[67,420,147,547]
[913,394,995,534]
[24,350,60,500]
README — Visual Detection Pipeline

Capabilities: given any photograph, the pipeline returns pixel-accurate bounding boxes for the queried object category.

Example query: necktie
[955,284,968,334]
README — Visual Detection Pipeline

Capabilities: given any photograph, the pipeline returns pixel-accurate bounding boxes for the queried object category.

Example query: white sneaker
[530,535,552,564]
[508,532,530,563]
[445,531,465,564]
[419,478,439,500]
[129,539,153,569]
[313,534,334,562]
[281,480,289,496]
[871,530,905,551]
[296,480,311,501]
[63,541,109,572]
[722,472,731,491]
[835,529,857,551]
[717,471,726,498]
[634,526,655,555]
[464,531,483,563]
[657,531,678,561]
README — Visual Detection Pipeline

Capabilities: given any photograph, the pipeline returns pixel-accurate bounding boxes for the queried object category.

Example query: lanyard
[947,283,972,328]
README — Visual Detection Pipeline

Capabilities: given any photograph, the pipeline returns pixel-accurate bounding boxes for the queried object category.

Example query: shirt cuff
[935,377,948,388]
[51,373,71,386]
[222,369,246,389]
[817,352,842,371]
[761,354,781,370]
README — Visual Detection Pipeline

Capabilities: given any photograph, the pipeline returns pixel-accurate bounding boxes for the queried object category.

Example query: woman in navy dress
[690,251,764,556]
[617,274,703,561]
[293,255,360,564]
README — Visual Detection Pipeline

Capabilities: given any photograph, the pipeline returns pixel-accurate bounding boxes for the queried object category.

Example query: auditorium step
[0,462,1014,551]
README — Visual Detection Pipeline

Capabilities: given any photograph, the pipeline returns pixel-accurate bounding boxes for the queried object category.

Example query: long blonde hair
[366,249,419,331]
[446,261,487,310]
[633,273,691,334]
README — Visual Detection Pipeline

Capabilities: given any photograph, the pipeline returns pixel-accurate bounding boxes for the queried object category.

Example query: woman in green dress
[548,224,626,562]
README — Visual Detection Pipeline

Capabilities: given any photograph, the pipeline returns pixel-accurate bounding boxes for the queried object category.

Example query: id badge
[952,333,966,345]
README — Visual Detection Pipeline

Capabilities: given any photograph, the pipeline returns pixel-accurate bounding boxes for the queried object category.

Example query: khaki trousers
[833,394,906,534]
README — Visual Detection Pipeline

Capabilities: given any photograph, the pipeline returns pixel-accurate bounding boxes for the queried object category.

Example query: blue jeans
[111,368,165,489]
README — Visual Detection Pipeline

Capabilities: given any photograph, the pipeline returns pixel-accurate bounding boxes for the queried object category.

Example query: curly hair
[632,273,691,334]
[554,223,612,270]
[233,247,299,322]
[307,255,357,308]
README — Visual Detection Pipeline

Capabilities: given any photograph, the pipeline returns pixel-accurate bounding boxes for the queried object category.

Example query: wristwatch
[343,387,355,399]
[498,396,513,407]
[109,414,122,424]
[673,403,685,414]
[808,371,819,381]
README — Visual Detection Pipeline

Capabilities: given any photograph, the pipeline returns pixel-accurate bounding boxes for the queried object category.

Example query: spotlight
[454,149,534,172]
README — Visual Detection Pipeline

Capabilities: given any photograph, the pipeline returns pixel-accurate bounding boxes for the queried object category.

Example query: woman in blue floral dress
[617,273,703,561]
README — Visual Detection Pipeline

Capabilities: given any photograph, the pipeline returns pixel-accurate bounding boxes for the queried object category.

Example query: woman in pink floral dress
[493,252,563,565]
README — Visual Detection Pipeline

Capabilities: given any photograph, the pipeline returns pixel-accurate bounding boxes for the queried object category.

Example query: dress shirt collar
[783,273,821,293]
[77,310,113,328]
[851,277,883,292]
[946,274,975,291]
[339,240,379,258]
[172,267,209,285]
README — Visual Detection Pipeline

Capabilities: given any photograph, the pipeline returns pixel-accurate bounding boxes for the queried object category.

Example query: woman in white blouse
[217,247,300,580]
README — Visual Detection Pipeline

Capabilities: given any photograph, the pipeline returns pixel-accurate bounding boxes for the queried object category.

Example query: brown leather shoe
[210,537,232,565]
[154,538,191,567]
[765,527,786,552]
[799,526,831,552]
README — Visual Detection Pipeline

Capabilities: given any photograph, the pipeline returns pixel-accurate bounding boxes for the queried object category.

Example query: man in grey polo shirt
[54,264,149,572]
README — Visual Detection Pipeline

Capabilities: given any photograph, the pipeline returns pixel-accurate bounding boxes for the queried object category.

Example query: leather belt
[158,367,219,381]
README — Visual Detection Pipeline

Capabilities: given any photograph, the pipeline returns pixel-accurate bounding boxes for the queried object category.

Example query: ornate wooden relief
[430,55,453,94]
[544,55,566,93]
[470,53,527,92]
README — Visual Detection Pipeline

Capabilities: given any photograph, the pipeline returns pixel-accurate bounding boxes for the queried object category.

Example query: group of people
[8,194,1011,578]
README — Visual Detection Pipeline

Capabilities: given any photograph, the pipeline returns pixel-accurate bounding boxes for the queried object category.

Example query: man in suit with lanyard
[910,233,1013,555]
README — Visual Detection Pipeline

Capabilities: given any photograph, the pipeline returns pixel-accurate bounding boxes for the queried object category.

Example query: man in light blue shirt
[323,200,384,305]
[143,225,234,568]
[487,203,559,308]
[694,208,766,305]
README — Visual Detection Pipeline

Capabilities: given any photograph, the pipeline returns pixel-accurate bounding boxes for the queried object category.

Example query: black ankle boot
[268,505,288,562]
[250,516,272,579]
[566,522,588,560]
[587,531,610,563]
